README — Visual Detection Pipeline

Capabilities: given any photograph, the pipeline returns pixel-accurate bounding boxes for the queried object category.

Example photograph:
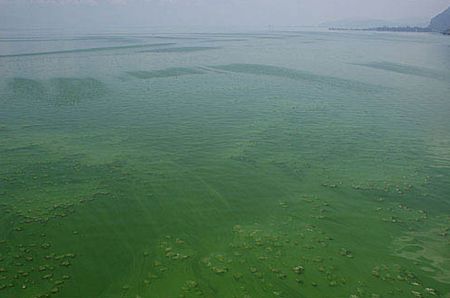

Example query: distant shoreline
[329,26,431,33]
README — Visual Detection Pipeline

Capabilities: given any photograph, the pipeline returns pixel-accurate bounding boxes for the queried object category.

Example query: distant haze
[0,0,449,30]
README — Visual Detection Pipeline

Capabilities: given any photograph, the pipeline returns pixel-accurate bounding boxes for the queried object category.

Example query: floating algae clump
[339,248,353,258]
[212,266,228,274]
[292,265,305,274]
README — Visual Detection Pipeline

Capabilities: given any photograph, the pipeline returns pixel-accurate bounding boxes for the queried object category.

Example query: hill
[429,6,450,32]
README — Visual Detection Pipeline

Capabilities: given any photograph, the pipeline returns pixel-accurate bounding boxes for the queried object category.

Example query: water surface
[0,29,449,298]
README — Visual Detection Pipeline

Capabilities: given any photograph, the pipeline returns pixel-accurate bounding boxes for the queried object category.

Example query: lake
[0,28,449,297]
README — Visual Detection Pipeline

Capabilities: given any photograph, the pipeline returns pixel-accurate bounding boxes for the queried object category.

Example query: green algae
[0,30,449,298]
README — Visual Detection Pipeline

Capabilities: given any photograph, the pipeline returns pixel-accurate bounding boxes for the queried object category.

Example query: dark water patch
[1,144,46,155]
[0,36,143,43]
[72,36,144,43]
[352,62,449,81]
[5,78,46,101]
[189,32,282,38]
[141,46,220,53]
[3,77,107,105]
[127,67,205,79]
[199,33,284,40]
[1,155,110,193]
[0,38,69,42]
[209,64,381,91]
[196,66,227,74]
[254,36,287,40]
[0,37,79,42]
[151,35,205,40]
[0,43,175,58]
[50,78,107,105]
[199,38,248,43]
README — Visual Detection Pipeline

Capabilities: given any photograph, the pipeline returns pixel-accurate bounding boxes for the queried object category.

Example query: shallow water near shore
[0,29,449,298]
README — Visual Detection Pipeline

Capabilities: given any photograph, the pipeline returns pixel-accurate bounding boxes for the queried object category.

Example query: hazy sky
[1,0,449,29]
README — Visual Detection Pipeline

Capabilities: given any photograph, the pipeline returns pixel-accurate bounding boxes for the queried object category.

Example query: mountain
[429,6,450,32]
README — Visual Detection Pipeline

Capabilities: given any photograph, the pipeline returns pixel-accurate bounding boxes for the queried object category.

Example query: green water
[0,29,449,298]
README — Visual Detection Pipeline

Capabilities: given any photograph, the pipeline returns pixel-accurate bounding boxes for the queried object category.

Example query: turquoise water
[0,29,449,298]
